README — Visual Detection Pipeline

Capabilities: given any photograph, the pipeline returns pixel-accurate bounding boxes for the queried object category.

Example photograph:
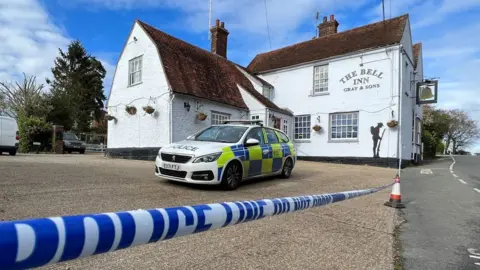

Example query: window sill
[328,139,359,143]
[128,81,143,88]
[309,92,330,97]
[294,140,311,143]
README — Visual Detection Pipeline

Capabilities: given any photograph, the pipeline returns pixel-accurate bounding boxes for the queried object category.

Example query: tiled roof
[247,14,409,73]
[138,20,291,116]
[236,65,274,88]
[138,20,250,110]
[413,43,422,69]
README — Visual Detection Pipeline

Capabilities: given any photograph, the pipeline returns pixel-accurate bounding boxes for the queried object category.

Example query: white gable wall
[399,19,418,160]
[106,22,171,149]
[237,85,266,124]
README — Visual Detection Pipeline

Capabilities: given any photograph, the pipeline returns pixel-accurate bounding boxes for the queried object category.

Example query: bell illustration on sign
[420,85,434,100]
[370,123,385,158]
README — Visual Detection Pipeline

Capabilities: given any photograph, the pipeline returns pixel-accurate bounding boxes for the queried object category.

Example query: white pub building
[106,13,427,168]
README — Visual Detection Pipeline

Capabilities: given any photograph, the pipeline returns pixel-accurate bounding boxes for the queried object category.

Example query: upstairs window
[129,56,143,86]
[282,119,288,134]
[313,64,328,94]
[263,86,273,100]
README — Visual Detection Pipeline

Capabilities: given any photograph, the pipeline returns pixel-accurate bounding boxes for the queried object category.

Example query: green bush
[18,115,53,153]
[422,129,437,159]
[436,139,445,154]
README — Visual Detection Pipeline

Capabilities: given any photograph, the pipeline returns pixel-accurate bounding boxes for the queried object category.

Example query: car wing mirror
[245,138,260,146]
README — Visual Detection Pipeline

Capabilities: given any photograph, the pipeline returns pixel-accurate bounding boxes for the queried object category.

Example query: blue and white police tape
[0,183,393,270]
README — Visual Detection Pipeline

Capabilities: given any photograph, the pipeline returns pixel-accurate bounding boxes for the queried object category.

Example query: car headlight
[81,142,86,146]
[192,152,222,163]
[64,140,71,145]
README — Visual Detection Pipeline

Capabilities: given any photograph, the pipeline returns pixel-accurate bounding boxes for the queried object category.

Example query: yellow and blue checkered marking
[216,142,296,180]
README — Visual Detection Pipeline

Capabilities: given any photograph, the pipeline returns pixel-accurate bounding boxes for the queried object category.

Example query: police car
[155,120,296,190]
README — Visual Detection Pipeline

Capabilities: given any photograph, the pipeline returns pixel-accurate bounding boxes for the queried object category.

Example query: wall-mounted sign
[339,68,384,92]
[416,80,438,104]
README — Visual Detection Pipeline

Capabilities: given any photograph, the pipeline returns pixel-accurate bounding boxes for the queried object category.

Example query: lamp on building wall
[184,102,191,112]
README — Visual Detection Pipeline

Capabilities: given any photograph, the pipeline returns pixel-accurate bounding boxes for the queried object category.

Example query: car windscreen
[64,133,79,141]
[195,126,248,143]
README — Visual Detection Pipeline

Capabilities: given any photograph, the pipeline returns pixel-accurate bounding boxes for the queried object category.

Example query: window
[294,115,311,140]
[277,131,290,143]
[195,126,248,143]
[263,86,273,100]
[245,127,265,145]
[211,111,230,125]
[251,115,260,120]
[282,119,288,134]
[313,65,328,94]
[265,128,279,144]
[330,112,359,140]
[128,56,143,86]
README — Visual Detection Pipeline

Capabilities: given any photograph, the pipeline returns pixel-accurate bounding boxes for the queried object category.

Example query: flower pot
[197,112,207,121]
[312,125,321,131]
[143,106,155,114]
[387,120,398,128]
[125,105,137,115]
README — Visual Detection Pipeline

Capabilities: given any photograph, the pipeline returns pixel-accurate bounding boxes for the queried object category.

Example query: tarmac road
[399,155,480,269]
[0,153,397,270]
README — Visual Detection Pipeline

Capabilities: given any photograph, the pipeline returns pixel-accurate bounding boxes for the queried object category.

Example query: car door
[264,128,284,173]
[243,127,266,178]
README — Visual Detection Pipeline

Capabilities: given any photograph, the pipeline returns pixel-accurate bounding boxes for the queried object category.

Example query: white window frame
[294,115,311,140]
[211,111,230,125]
[251,115,260,120]
[263,86,273,100]
[128,56,143,86]
[313,64,328,94]
[282,119,288,134]
[329,111,359,141]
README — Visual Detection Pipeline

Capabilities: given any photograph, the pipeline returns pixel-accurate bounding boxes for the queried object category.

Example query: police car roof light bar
[222,120,263,126]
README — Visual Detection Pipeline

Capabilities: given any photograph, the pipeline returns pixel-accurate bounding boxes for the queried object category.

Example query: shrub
[18,115,53,153]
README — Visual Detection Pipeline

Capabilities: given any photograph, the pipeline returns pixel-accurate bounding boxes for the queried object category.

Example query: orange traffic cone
[384,174,405,208]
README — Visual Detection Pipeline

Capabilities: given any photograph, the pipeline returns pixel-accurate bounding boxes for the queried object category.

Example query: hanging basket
[105,114,116,121]
[143,105,155,114]
[125,105,137,115]
[387,120,398,128]
[197,112,207,121]
[312,125,321,132]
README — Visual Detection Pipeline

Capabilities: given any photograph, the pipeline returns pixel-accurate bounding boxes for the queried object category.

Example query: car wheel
[67,150,72,154]
[221,161,242,190]
[79,150,85,154]
[9,150,17,156]
[280,157,293,178]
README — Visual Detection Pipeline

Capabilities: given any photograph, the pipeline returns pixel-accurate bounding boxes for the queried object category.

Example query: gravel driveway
[0,153,397,270]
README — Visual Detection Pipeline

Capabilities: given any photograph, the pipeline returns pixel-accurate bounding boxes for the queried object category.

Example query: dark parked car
[63,132,86,154]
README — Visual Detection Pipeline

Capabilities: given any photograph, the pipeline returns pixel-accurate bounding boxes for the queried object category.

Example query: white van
[0,111,19,156]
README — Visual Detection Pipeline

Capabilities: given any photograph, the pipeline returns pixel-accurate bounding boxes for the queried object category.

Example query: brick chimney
[318,14,339,37]
[210,19,229,58]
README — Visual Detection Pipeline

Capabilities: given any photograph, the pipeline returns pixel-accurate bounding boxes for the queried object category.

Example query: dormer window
[263,86,273,100]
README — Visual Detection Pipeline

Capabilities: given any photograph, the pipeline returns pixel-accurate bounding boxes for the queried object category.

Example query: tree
[47,40,107,132]
[0,73,52,118]
[421,105,451,158]
[444,109,480,153]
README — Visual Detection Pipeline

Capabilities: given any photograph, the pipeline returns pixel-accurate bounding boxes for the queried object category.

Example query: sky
[1,0,480,152]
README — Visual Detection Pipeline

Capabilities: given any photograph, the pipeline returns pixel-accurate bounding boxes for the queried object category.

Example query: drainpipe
[397,45,403,176]
[169,93,175,144]
[265,107,269,127]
